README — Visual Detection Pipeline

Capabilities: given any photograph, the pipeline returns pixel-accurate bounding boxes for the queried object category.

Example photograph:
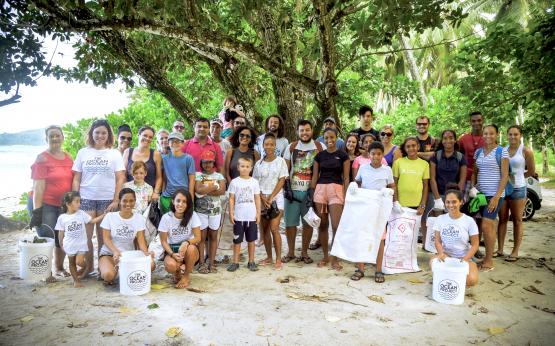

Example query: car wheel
[523,193,536,221]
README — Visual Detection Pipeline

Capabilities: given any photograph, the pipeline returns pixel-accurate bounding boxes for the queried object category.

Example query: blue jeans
[36,203,61,248]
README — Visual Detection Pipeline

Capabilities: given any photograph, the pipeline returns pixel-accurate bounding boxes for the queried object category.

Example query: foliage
[10,209,30,224]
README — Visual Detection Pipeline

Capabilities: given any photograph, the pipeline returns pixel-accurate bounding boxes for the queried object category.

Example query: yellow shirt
[393,157,430,207]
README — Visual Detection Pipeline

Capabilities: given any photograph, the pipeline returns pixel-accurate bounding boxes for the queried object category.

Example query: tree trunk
[542,145,549,174]
[398,33,427,109]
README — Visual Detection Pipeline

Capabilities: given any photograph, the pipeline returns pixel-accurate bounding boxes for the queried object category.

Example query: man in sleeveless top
[182,118,224,174]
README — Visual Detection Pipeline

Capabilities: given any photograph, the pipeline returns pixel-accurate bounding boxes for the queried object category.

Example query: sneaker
[247,262,259,272]
[227,263,240,272]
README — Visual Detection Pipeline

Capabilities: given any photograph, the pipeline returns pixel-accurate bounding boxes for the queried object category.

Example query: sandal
[295,256,314,264]
[308,241,321,251]
[505,256,519,262]
[281,255,296,263]
[208,264,218,273]
[197,263,210,274]
[478,263,495,272]
[350,269,364,281]
[227,263,240,272]
[474,250,484,259]
[375,271,385,283]
[492,252,505,258]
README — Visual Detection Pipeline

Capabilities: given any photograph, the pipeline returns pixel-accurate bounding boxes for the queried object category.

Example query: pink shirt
[352,155,387,169]
[181,137,224,172]
[31,151,73,206]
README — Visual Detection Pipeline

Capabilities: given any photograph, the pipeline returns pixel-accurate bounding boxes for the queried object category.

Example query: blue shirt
[162,152,196,197]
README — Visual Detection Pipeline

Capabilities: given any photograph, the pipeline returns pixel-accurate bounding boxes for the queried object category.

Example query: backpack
[289,140,324,168]
[475,146,513,196]
[435,150,463,165]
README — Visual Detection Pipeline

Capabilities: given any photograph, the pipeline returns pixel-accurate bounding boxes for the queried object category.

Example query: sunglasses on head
[239,133,251,139]
[119,136,132,141]
[380,132,393,137]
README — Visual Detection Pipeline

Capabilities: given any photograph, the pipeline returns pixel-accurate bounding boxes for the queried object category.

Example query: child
[352,142,396,283]
[123,161,153,214]
[227,157,261,272]
[194,151,226,273]
[55,191,105,287]
[352,134,388,179]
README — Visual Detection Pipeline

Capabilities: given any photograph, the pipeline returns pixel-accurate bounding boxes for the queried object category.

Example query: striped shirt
[474,147,509,197]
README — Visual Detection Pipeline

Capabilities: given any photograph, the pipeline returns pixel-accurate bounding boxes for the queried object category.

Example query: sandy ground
[0,189,554,345]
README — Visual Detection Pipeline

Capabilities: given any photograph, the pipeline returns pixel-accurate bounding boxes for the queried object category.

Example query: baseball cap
[200,150,216,162]
[323,117,336,124]
[168,132,184,141]
[210,118,223,127]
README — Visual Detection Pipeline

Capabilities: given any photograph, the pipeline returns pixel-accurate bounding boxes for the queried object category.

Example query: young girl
[159,189,202,288]
[344,133,360,182]
[98,188,154,285]
[123,161,153,214]
[55,192,105,287]
[352,134,387,179]
[253,133,288,270]
[194,151,226,274]
[431,188,479,287]
[218,95,245,138]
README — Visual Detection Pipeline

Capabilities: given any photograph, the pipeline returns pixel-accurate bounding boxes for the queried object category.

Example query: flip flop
[478,263,495,272]
[308,242,321,251]
[505,256,519,262]
[281,255,296,263]
[492,252,505,258]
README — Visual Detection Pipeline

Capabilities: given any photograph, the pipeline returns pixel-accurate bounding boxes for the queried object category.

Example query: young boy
[353,141,397,283]
[227,157,261,272]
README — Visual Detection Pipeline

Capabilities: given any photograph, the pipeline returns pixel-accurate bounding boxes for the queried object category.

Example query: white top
[433,213,478,258]
[255,134,289,157]
[228,176,260,221]
[55,210,91,255]
[474,147,509,197]
[355,164,394,190]
[217,139,232,158]
[72,147,125,200]
[99,212,145,254]
[253,157,288,195]
[158,211,201,244]
[507,144,526,188]
[123,181,153,214]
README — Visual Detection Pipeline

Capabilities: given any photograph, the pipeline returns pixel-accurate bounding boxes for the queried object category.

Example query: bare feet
[45,275,57,283]
[274,260,283,271]
[331,261,343,271]
[175,275,190,289]
[317,259,329,268]
[74,281,84,288]
[258,258,273,266]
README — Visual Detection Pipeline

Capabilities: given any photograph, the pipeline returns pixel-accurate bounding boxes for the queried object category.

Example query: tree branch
[331,0,370,26]
[483,83,555,110]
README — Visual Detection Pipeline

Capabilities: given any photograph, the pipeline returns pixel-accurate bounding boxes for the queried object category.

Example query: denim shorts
[481,196,505,220]
[36,203,61,248]
[80,199,112,212]
[506,186,526,201]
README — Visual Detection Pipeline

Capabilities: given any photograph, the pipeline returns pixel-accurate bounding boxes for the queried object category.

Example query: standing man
[255,114,289,157]
[117,124,132,155]
[351,105,380,140]
[317,117,344,151]
[458,111,485,200]
[182,118,224,173]
[210,118,231,158]
[173,120,185,134]
[282,120,325,265]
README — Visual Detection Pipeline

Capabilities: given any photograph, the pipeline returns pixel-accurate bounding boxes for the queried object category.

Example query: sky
[0,38,130,134]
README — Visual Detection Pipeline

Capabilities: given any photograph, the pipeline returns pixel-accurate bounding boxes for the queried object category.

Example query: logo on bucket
[127,270,147,291]
[28,255,49,275]
[438,279,459,300]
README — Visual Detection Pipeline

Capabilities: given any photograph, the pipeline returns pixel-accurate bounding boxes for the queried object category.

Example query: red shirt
[181,137,224,172]
[458,133,484,181]
[31,151,73,206]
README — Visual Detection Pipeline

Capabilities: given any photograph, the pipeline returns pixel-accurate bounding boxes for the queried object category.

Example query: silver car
[524,176,542,220]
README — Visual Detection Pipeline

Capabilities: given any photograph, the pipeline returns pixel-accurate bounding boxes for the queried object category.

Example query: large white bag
[424,216,438,253]
[383,207,421,274]
[330,183,393,264]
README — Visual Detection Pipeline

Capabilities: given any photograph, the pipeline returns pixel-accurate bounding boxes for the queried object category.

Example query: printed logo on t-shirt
[28,254,49,275]
[440,224,460,241]
[291,149,317,190]
[438,279,460,300]
[84,156,111,175]
[236,186,254,204]
[170,226,191,240]
[127,270,148,291]
[66,221,83,238]
[115,225,135,239]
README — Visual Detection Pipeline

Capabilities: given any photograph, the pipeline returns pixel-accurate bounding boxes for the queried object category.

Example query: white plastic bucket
[19,237,54,281]
[432,257,469,305]
[119,251,151,296]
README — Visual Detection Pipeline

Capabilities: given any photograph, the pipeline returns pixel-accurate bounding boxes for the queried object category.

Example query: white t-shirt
[355,164,394,190]
[283,140,326,192]
[255,134,289,157]
[228,176,260,221]
[158,211,201,244]
[72,147,125,200]
[253,157,288,195]
[99,212,145,255]
[432,213,479,258]
[55,210,91,255]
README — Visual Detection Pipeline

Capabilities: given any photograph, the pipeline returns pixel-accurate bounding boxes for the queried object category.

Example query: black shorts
[233,221,257,244]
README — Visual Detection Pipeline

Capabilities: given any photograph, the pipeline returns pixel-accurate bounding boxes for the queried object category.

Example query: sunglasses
[416,123,429,127]
[239,133,251,139]
[234,122,246,126]
[380,132,393,137]
[174,125,184,130]
[119,136,132,141]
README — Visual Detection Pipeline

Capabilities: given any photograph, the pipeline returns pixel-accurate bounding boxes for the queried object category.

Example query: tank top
[126,148,157,188]
[384,145,397,167]
[229,148,255,180]
[507,144,526,188]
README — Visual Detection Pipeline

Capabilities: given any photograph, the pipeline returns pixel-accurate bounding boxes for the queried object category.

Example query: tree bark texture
[398,33,428,109]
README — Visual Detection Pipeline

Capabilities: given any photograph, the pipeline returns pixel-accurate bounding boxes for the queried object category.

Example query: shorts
[80,199,112,213]
[284,190,309,228]
[262,193,284,210]
[232,221,257,244]
[197,213,222,230]
[65,250,88,257]
[164,242,199,264]
[505,186,526,201]
[36,203,61,248]
[159,195,172,214]
[480,196,505,220]
[313,183,345,206]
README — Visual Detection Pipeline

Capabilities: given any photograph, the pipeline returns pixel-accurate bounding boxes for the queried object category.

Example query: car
[524,176,542,221]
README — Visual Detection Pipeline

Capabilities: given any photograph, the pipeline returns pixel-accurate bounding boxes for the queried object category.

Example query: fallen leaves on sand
[325,315,342,322]
[165,326,182,338]
[147,303,159,310]
[368,295,385,304]
[20,315,33,323]
[67,322,88,328]
[478,306,489,314]
[531,305,555,315]
[119,307,138,314]
[421,312,436,315]
[523,285,545,295]
[287,292,369,307]
[151,283,169,290]
[377,316,391,322]
[407,278,425,284]
[489,278,504,285]
[186,287,205,293]
[488,327,505,335]
[101,330,114,337]
[277,276,293,283]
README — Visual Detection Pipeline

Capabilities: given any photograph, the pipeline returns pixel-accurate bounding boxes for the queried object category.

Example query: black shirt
[417,136,437,153]
[314,150,350,185]
[351,127,380,141]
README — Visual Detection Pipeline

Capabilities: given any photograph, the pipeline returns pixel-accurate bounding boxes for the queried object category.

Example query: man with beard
[282,120,325,265]
[255,114,289,157]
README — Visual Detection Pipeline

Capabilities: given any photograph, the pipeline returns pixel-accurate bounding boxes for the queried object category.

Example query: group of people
[29,96,534,289]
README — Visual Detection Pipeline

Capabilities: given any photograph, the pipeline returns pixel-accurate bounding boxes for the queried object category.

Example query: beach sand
[0,189,554,345]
